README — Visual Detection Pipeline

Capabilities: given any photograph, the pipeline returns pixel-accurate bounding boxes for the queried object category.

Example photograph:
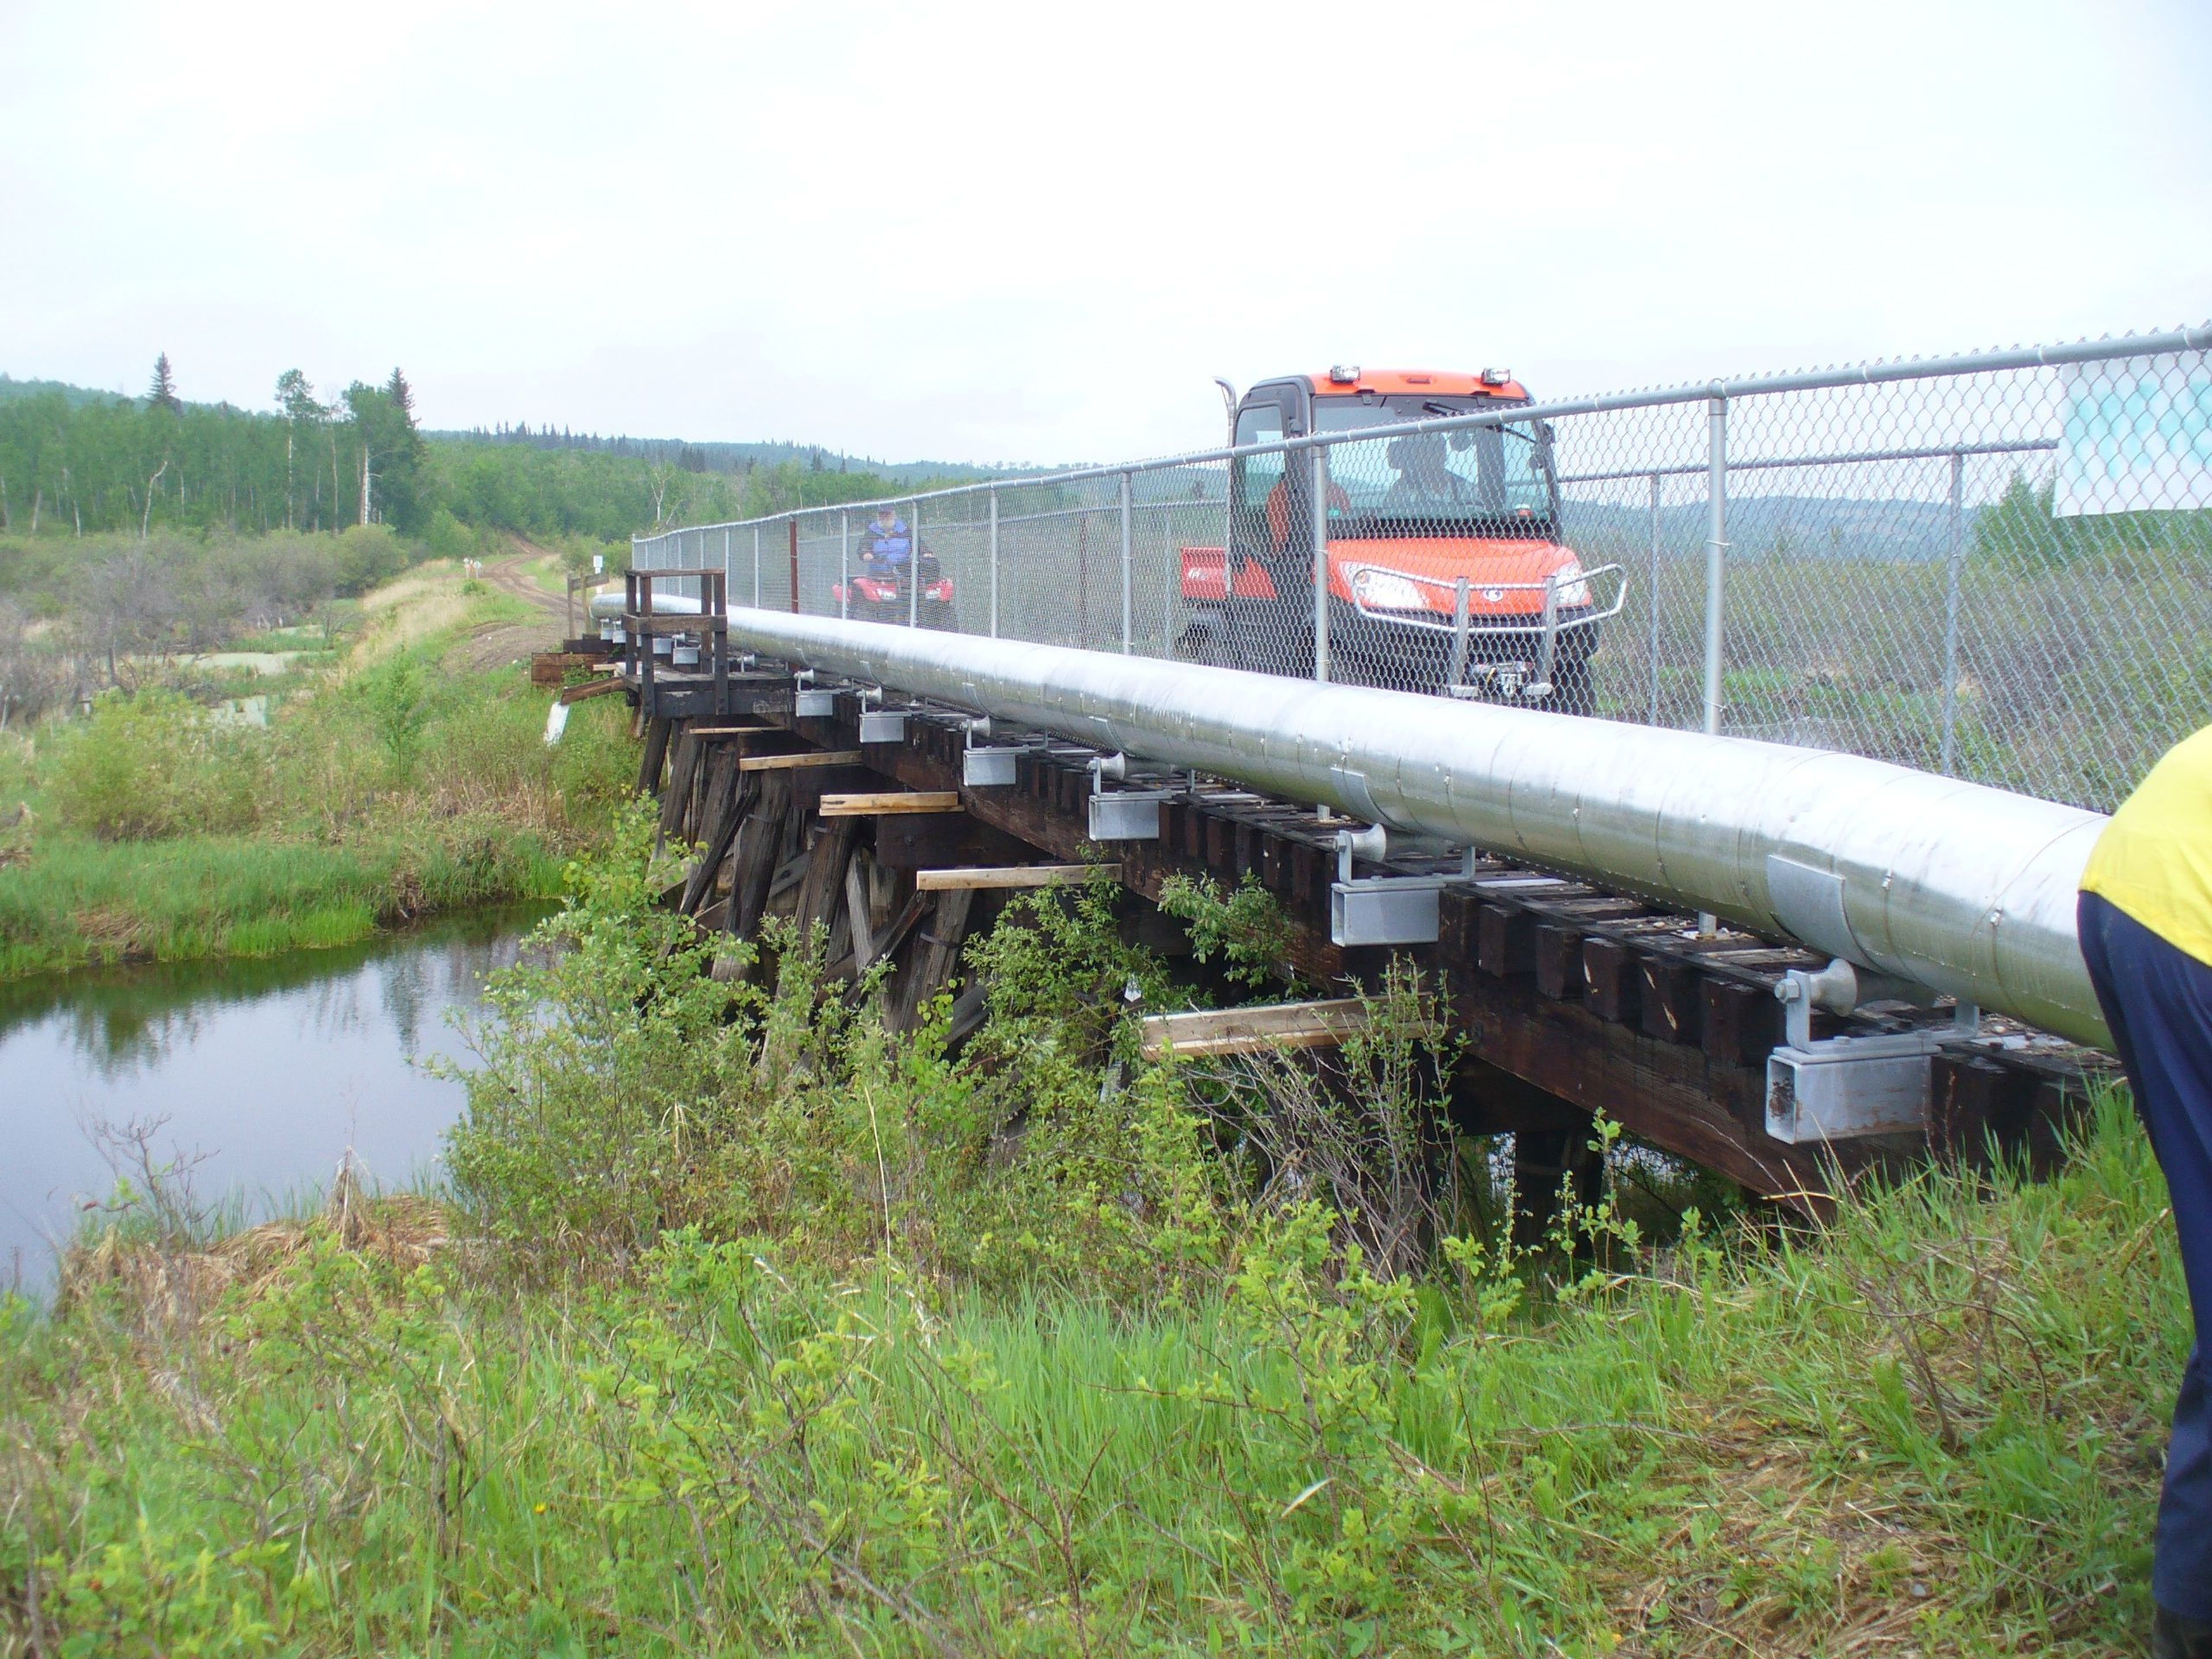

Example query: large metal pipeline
[706,608,2109,1048]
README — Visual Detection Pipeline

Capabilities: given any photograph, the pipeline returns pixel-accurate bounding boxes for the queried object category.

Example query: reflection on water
[0,905,551,1288]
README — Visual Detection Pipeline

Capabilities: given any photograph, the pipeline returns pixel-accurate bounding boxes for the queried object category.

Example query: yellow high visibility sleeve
[2082,723,2212,968]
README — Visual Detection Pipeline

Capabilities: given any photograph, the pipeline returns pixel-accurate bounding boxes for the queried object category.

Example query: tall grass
[0,823,2178,1653]
[0,569,632,978]
[0,1094,2175,1656]
[0,835,561,978]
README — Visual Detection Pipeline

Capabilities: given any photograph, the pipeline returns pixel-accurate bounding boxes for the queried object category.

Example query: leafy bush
[43,689,262,840]
[445,835,1229,1294]
[420,505,480,562]
[351,652,437,777]
[1158,869,1298,988]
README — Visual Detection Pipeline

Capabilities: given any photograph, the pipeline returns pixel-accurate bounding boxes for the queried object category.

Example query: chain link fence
[638,325,2212,813]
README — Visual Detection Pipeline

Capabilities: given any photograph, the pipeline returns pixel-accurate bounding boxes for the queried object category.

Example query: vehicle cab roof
[1296,369,1529,400]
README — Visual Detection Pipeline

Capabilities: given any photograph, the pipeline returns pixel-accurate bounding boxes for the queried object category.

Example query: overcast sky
[3,0,2206,465]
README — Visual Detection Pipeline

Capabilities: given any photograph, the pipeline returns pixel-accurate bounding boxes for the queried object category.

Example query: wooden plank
[1639,955,1705,1046]
[679,764,751,916]
[740,749,866,772]
[794,820,859,944]
[690,724,772,738]
[657,730,700,842]
[635,716,671,798]
[1533,923,1586,1000]
[1582,937,1641,1025]
[558,677,623,705]
[1140,998,1370,1061]
[845,859,876,968]
[872,891,930,965]
[1701,978,1778,1067]
[727,772,794,941]
[1477,903,1535,978]
[915,863,1112,892]
[531,652,597,687]
[893,888,976,1032]
[820,791,964,816]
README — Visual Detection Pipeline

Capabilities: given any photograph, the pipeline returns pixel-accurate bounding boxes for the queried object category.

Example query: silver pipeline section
[715,608,2110,1050]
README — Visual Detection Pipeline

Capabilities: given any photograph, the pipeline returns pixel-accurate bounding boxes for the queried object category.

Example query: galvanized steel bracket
[1766,959,1982,1143]
[1328,832,1477,948]
[962,717,1020,787]
[1086,753,1167,840]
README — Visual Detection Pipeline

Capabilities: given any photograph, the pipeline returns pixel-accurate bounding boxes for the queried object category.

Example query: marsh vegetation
[0,815,2176,1655]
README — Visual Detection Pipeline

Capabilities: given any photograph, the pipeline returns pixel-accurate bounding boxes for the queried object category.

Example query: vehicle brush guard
[1347,562,1629,700]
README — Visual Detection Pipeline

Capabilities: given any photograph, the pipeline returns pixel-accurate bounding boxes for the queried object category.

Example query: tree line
[0,357,427,539]
[0,358,982,548]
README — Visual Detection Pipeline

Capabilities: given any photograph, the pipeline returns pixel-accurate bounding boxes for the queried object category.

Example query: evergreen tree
[343,377,428,532]
[146,353,181,414]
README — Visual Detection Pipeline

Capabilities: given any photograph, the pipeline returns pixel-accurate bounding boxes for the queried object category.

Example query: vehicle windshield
[1315,394,1556,536]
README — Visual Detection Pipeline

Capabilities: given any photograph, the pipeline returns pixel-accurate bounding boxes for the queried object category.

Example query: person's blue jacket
[863,516,912,568]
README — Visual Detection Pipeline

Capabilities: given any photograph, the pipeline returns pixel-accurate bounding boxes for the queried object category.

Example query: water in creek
[1,906,550,1289]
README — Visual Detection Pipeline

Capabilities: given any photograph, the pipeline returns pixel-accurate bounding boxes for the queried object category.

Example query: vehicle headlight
[1350,566,1429,611]
[1551,553,1591,609]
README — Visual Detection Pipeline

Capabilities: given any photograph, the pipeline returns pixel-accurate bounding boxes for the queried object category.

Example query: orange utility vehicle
[1177,367,1622,713]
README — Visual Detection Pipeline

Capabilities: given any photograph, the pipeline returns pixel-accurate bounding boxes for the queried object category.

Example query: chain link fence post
[1699,395,1729,937]
[1702,392,1729,737]
[988,487,999,638]
[752,526,762,608]
[1647,471,1662,725]
[1940,449,1965,775]
[908,499,920,628]
[1311,444,1331,683]
[839,510,850,619]
[1119,471,1134,653]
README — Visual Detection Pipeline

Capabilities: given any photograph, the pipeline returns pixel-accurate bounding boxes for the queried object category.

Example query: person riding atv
[838,503,959,628]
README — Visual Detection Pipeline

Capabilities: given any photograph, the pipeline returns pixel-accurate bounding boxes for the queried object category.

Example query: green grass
[0,833,562,976]
[0,825,2176,1654]
[0,568,634,979]
[1,1094,2175,1656]
[1578,541,2212,812]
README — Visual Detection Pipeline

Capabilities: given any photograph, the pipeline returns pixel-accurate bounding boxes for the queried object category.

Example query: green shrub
[443,830,1230,1293]
[350,653,438,778]
[1158,869,1298,987]
[421,505,479,562]
[329,523,411,593]
[44,689,263,840]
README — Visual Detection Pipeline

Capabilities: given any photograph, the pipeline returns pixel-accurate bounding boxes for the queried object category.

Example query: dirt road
[453,544,575,672]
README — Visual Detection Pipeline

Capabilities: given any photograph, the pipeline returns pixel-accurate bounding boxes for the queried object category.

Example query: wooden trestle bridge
[562,580,2108,1222]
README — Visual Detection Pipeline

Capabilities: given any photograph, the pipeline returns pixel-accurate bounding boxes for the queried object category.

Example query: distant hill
[0,371,1029,484]
[422,426,1009,487]
[0,374,139,411]
[1563,494,1967,562]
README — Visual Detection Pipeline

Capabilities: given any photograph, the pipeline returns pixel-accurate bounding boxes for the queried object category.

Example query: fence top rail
[1556,436,2062,487]
[635,323,2211,548]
